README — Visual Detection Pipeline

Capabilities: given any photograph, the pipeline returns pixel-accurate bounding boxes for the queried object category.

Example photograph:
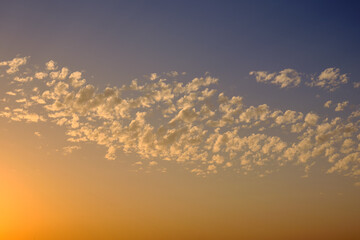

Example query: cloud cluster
[1,57,359,182]
[309,68,349,91]
[0,57,29,74]
[249,69,301,88]
[250,67,351,91]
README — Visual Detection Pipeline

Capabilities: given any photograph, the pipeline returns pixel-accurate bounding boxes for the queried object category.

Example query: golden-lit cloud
[0,57,29,74]
[249,69,301,88]
[335,101,349,112]
[250,67,351,91]
[1,56,359,182]
[309,67,348,91]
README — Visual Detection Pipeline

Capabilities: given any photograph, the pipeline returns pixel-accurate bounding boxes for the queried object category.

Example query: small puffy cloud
[252,67,350,91]
[0,57,29,74]
[105,146,116,160]
[309,68,348,91]
[324,100,332,108]
[165,71,179,77]
[34,131,41,137]
[149,161,158,166]
[14,76,33,82]
[6,91,16,96]
[50,67,69,80]
[1,107,46,123]
[335,101,348,112]
[354,82,360,88]
[250,69,301,88]
[327,153,358,174]
[212,154,224,164]
[63,145,81,155]
[341,139,355,154]
[69,71,86,88]
[304,112,319,126]
[207,164,216,171]
[46,60,57,70]
[16,98,27,103]
[35,72,48,79]
[169,107,198,124]
[239,104,270,123]
[150,73,158,81]
[274,110,303,125]
[225,162,232,167]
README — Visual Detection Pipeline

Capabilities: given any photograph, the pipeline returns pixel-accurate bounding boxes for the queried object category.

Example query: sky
[1,1,360,239]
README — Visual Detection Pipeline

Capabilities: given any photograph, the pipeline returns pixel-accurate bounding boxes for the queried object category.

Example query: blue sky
[1,1,360,75]
[1,1,359,110]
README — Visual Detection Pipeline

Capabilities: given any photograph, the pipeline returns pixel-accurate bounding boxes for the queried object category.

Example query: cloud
[63,145,81,155]
[324,100,332,108]
[34,131,41,137]
[249,69,301,88]
[149,161,158,166]
[1,56,360,184]
[309,68,348,91]
[0,57,29,74]
[335,101,349,112]
[251,67,349,92]
[14,76,33,83]
[6,91,16,96]
[239,104,269,123]
[35,72,48,79]
[46,60,57,70]
[304,112,319,126]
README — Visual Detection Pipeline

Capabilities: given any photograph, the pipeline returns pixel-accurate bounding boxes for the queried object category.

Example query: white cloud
[335,101,349,112]
[35,72,48,79]
[63,145,81,155]
[309,68,348,91]
[34,131,41,137]
[69,71,86,88]
[46,60,57,70]
[149,161,158,166]
[251,67,349,92]
[324,100,332,108]
[212,154,224,164]
[14,76,33,83]
[239,104,269,123]
[250,69,301,88]
[0,57,29,74]
[150,73,158,81]
[304,112,319,126]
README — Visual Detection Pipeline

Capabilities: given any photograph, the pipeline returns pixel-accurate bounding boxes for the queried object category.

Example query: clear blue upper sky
[1,0,359,107]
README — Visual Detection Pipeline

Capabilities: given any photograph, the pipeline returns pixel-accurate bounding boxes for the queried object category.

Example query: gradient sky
[1,1,360,239]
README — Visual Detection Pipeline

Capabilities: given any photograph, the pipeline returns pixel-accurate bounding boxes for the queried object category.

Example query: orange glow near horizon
[1,129,359,240]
